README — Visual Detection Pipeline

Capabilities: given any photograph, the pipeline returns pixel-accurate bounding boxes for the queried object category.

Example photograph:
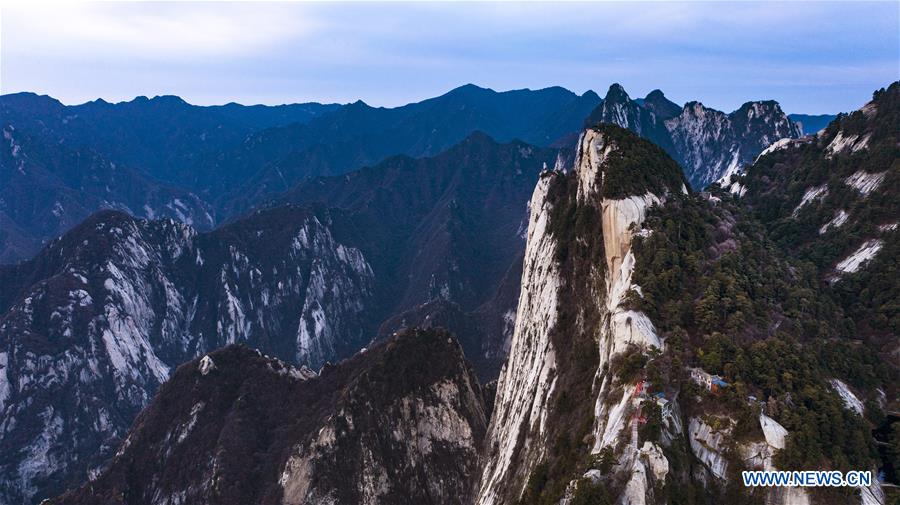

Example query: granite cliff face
[477,124,686,504]
[278,133,559,379]
[0,207,374,504]
[588,84,802,190]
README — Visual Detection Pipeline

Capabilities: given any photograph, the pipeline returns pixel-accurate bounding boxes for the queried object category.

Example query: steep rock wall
[0,208,374,505]
[476,173,562,504]
[477,125,681,504]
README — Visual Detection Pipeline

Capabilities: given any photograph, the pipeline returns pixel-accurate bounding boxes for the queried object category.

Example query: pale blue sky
[2,1,898,114]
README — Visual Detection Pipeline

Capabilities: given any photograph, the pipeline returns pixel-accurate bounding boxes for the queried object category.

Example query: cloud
[2,2,317,60]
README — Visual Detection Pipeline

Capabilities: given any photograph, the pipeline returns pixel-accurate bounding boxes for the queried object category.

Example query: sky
[1,1,898,114]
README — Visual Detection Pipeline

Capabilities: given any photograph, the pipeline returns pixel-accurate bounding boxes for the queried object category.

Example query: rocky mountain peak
[731,100,799,132]
[580,85,803,190]
[347,98,371,109]
[584,85,675,155]
[450,82,490,94]
[0,204,377,504]
[574,123,686,202]
[0,92,66,115]
[642,89,681,120]
[478,125,684,504]
[680,100,709,116]
[49,328,488,505]
[604,83,631,103]
[147,94,191,108]
[581,89,601,101]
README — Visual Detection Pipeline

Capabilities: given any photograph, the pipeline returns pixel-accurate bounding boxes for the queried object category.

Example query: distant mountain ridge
[789,113,839,135]
[2,84,825,263]
[0,85,599,262]
[587,83,804,190]
[210,84,600,217]
[0,121,214,263]
[0,93,339,263]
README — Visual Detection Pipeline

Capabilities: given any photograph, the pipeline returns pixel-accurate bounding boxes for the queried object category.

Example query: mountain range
[0,133,553,503]
[0,85,597,263]
[478,84,897,504]
[0,81,893,505]
[3,83,819,263]
[588,84,809,190]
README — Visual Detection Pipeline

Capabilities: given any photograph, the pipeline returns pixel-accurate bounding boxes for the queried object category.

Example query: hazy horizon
[3,81,891,117]
[2,1,898,114]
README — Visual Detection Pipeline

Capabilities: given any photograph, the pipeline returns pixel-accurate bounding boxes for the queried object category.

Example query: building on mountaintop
[689,367,728,393]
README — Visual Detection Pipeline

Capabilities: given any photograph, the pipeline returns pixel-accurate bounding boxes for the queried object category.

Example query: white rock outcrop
[844,170,886,196]
[792,185,827,217]
[476,173,563,505]
[830,379,864,415]
[819,210,850,234]
[835,239,883,274]
[478,129,673,505]
[198,355,216,375]
[760,413,788,450]
[688,417,731,480]
[826,130,872,158]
